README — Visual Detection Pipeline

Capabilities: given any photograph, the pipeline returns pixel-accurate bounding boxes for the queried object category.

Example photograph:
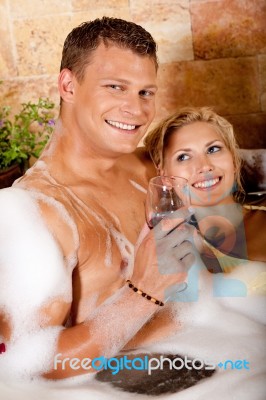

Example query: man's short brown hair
[60,17,158,82]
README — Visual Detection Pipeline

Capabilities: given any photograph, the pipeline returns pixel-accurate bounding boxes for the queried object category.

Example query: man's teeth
[107,120,136,130]
[194,178,220,188]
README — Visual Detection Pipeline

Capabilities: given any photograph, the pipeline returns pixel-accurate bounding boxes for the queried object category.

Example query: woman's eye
[177,153,189,162]
[207,145,221,154]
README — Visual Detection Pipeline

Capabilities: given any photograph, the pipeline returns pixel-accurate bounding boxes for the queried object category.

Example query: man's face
[69,43,157,157]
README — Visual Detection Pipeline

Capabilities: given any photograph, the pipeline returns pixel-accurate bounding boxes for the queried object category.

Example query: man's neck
[41,123,126,185]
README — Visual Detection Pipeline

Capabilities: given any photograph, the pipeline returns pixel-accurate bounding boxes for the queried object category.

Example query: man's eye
[207,145,221,154]
[177,153,189,162]
[139,90,154,97]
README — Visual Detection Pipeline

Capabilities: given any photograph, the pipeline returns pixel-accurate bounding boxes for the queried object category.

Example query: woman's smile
[163,121,235,206]
[192,176,222,190]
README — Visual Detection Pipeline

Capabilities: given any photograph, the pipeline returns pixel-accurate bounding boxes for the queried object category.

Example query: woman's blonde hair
[144,107,244,196]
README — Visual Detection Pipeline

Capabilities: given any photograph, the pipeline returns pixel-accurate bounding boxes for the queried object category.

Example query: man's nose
[120,93,143,117]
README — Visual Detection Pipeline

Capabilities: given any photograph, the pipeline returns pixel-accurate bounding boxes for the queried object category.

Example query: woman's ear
[58,69,75,103]
[158,163,165,176]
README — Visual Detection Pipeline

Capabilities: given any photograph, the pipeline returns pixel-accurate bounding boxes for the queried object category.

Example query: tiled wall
[1,0,265,148]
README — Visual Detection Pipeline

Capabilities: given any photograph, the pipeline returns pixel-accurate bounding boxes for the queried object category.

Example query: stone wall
[0,0,265,149]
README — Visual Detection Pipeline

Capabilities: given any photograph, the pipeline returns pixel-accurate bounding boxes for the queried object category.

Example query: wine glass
[145,176,190,228]
[145,176,191,294]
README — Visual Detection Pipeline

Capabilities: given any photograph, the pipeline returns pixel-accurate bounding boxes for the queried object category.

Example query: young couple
[0,17,264,381]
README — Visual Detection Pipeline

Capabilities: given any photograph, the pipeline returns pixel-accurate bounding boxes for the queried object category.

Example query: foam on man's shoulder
[0,187,76,380]
[129,180,147,193]
[0,188,73,364]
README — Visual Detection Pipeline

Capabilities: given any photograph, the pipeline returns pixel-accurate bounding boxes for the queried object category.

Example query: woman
[105,108,266,397]
[145,107,266,265]
[94,108,265,399]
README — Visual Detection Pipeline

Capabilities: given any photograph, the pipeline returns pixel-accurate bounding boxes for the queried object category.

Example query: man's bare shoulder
[0,187,74,336]
[0,187,39,222]
[0,186,78,261]
[0,187,70,275]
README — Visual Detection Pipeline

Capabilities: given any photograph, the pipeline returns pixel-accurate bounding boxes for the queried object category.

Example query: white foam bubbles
[0,188,73,327]
[86,286,154,357]
[0,326,63,381]
[0,187,74,379]
[129,180,147,193]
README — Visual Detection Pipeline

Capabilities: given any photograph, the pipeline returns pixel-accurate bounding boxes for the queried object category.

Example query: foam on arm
[0,188,158,381]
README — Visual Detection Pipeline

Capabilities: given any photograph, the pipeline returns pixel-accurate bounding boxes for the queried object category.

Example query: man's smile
[106,119,138,131]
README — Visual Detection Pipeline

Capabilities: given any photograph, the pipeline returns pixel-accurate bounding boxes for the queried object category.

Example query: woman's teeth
[107,120,136,130]
[193,177,220,188]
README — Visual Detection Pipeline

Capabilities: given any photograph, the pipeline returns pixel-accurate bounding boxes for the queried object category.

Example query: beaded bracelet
[126,279,164,307]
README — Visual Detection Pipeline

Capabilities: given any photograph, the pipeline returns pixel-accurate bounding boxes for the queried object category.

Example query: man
[0,17,195,380]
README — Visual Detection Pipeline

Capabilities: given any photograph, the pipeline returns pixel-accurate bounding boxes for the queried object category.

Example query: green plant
[0,97,55,171]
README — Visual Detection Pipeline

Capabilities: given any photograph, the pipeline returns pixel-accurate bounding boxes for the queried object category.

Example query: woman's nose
[196,155,214,174]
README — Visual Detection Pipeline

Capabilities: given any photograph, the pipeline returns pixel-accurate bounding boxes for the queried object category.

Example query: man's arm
[0,188,195,380]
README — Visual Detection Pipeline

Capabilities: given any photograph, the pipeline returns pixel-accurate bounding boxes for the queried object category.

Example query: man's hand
[131,208,198,302]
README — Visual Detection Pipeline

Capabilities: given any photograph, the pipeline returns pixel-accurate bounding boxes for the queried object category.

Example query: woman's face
[162,121,235,206]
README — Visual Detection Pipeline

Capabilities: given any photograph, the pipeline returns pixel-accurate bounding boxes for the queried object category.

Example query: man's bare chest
[70,178,148,322]
[74,177,147,243]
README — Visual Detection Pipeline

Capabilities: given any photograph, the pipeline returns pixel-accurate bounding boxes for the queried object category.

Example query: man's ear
[58,69,75,103]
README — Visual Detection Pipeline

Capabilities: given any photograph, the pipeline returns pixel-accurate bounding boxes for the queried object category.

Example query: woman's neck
[195,203,247,258]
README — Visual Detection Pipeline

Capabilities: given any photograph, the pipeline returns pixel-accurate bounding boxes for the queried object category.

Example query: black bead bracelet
[126,279,164,307]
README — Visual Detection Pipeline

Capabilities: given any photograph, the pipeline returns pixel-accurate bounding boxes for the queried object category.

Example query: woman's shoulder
[243,195,266,262]
[243,193,266,211]
[243,204,266,211]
